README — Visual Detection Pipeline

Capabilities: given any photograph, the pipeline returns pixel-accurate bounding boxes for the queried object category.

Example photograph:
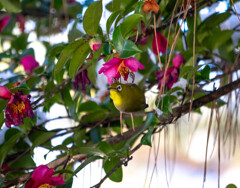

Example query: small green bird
[108,83,148,134]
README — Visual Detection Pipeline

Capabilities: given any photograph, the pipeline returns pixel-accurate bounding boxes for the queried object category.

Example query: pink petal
[98,58,121,74]
[32,165,50,181]
[92,44,101,51]
[21,55,39,73]
[102,64,121,84]
[124,57,145,72]
[173,54,185,68]
[152,32,168,55]
[0,86,11,99]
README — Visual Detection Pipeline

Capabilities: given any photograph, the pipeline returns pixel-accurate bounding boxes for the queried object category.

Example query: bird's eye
[117,85,122,91]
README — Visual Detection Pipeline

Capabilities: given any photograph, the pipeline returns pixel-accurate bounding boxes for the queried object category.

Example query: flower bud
[21,55,39,74]
[89,38,102,51]
[0,86,11,99]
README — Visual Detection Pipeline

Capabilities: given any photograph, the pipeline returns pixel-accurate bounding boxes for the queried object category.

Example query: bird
[108,82,148,134]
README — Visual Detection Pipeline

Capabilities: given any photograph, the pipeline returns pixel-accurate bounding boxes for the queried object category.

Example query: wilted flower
[0,87,35,128]
[16,14,25,33]
[25,165,65,188]
[98,55,145,84]
[142,0,159,14]
[156,67,179,90]
[152,32,168,55]
[173,54,185,68]
[0,15,11,33]
[1,163,11,171]
[0,86,11,100]
[73,68,91,91]
[89,38,102,51]
[21,55,39,74]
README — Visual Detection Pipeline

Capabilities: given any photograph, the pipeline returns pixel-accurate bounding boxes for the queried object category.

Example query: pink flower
[98,56,145,84]
[152,32,168,55]
[173,54,185,68]
[21,55,39,74]
[16,14,25,33]
[156,67,179,90]
[89,38,102,51]
[73,68,91,91]
[0,15,11,33]
[0,86,11,99]
[1,90,34,128]
[25,165,65,188]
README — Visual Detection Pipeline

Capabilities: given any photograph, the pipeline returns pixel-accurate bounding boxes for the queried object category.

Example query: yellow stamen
[117,62,129,78]
[38,184,52,188]
[9,101,26,114]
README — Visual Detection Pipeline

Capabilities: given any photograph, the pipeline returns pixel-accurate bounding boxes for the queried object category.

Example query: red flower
[25,165,65,188]
[173,54,185,68]
[156,67,179,90]
[152,32,168,55]
[73,68,91,91]
[0,87,34,128]
[0,15,11,33]
[98,56,144,84]
[21,55,39,74]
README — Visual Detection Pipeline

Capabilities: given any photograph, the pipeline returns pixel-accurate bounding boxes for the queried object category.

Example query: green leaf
[0,0,21,13]
[141,127,154,147]
[69,41,91,79]
[83,1,102,36]
[120,14,143,38]
[226,184,237,188]
[56,177,73,188]
[73,147,106,156]
[119,40,142,58]
[103,43,112,55]
[112,26,124,53]
[200,65,210,80]
[104,157,123,182]
[202,29,233,50]
[62,87,73,107]
[54,39,85,76]
[106,9,122,36]
[97,141,112,154]
[89,127,101,144]
[81,109,108,124]
[0,99,7,111]
[30,131,56,154]
[0,112,4,129]
[0,131,22,167]
[78,101,100,112]
[198,12,231,33]
[9,153,35,169]
[12,34,28,51]
[74,156,102,175]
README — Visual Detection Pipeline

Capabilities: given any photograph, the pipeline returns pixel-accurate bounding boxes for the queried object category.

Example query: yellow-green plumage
[108,83,148,112]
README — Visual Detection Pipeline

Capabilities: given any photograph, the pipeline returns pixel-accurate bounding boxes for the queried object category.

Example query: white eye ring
[117,85,122,91]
